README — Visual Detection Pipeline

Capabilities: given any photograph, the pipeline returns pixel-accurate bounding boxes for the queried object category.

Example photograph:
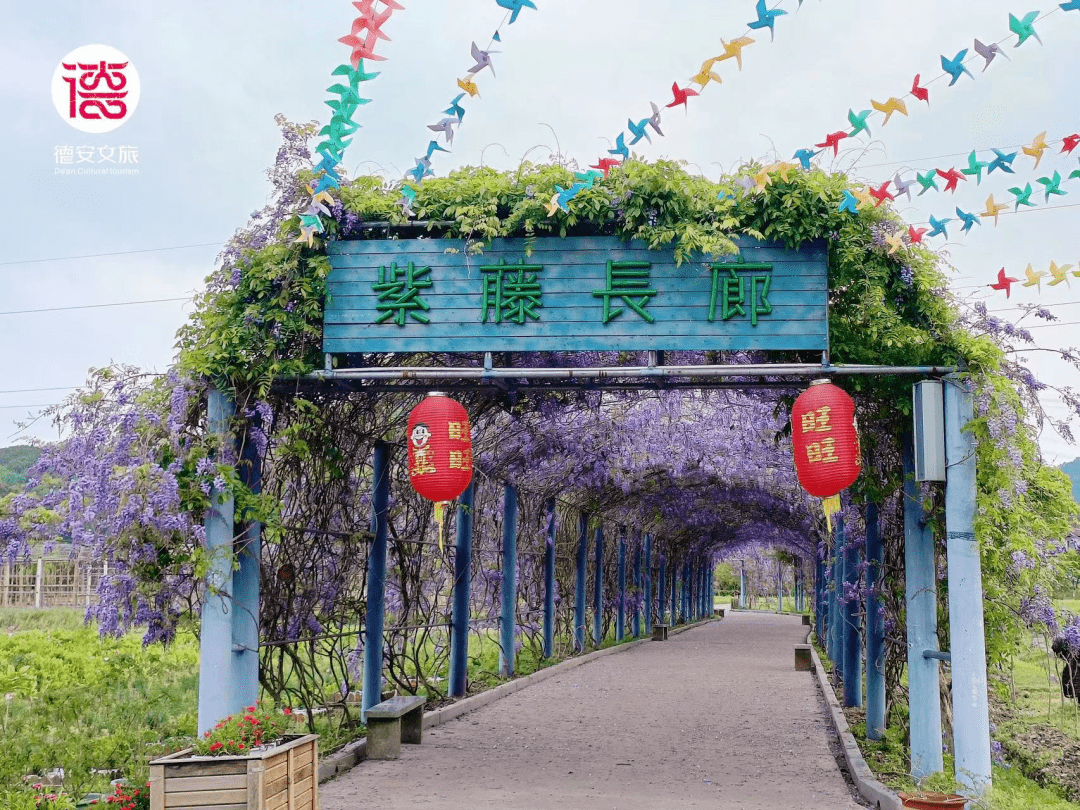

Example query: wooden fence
[0,554,107,609]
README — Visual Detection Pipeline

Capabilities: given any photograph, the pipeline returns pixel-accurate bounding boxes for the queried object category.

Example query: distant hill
[0,445,41,497]
[1061,458,1080,502]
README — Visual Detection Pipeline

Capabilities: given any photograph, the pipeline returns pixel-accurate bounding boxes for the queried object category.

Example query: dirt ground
[319,612,868,809]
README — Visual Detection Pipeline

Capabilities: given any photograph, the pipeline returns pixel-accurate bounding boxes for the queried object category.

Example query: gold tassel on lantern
[821,494,841,533]
[434,501,447,551]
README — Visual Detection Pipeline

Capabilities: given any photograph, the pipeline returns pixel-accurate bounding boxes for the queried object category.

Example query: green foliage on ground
[0,446,40,498]
[0,610,681,806]
[0,621,199,805]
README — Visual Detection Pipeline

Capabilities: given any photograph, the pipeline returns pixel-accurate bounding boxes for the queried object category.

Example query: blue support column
[690,559,697,620]
[593,525,603,645]
[865,501,886,740]
[644,534,653,633]
[499,484,518,677]
[696,561,703,618]
[198,389,235,735]
[829,520,844,676]
[670,558,677,624]
[449,482,474,698]
[739,561,747,610]
[944,376,992,795]
[542,498,556,659]
[449,483,474,696]
[815,551,825,642]
[658,554,667,624]
[632,536,642,637]
[681,560,689,622]
[616,527,626,641]
[777,560,784,613]
[700,561,707,617]
[903,433,944,779]
[232,423,262,711]
[843,518,863,709]
[574,512,587,652]
[362,441,390,723]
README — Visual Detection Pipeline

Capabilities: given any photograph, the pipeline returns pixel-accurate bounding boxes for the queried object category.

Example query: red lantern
[406,392,473,503]
[791,380,862,510]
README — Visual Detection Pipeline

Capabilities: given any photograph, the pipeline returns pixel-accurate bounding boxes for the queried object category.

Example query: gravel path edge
[810,644,904,810]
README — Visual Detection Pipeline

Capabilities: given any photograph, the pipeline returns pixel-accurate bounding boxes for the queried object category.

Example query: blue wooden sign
[323,236,828,354]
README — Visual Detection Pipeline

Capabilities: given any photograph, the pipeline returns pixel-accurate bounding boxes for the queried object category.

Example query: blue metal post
[843,518,863,709]
[449,482,474,698]
[596,527,604,648]
[232,423,262,710]
[739,561,747,610]
[574,512,587,652]
[499,484,518,677]
[903,433,944,779]
[658,554,667,624]
[198,389,235,735]
[812,557,820,643]
[593,525,603,645]
[681,560,689,622]
[696,561,703,618]
[691,559,698,619]
[670,558,677,624]
[865,501,886,740]
[633,536,642,637]
[701,561,707,617]
[362,441,390,723]
[777,560,784,613]
[616,527,626,641]
[542,498,556,659]
[829,518,844,675]
[644,534,653,633]
[944,376,992,795]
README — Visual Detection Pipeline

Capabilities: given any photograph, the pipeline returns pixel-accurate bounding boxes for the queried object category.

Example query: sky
[1,0,1078,463]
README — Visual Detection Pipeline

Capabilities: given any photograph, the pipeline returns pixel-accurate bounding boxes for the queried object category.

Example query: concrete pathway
[320,613,867,809]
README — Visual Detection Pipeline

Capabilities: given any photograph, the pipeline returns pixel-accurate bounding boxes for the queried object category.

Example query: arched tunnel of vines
[3,119,1079,809]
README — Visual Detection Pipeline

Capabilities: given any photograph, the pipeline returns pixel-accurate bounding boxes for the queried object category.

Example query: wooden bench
[651,623,669,641]
[365,695,426,760]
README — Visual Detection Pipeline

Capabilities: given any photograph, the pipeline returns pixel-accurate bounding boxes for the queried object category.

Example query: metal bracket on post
[923,650,952,663]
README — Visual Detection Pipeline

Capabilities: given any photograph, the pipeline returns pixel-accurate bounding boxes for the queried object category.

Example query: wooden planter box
[149,734,318,810]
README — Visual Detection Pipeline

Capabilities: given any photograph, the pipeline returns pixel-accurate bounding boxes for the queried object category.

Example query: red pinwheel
[869,181,894,206]
[908,226,928,244]
[990,267,1020,297]
[911,74,929,103]
[340,30,387,64]
[935,167,965,193]
[666,82,699,110]
[1062,134,1080,155]
[589,157,621,177]
[815,131,849,156]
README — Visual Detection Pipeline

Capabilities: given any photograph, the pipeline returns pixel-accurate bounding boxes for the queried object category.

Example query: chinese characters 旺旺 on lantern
[407,392,474,550]
[790,379,862,523]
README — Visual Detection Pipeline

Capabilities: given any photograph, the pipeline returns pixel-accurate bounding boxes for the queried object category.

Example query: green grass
[1057,598,1080,615]
[731,595,802,614]
[0,610,686,807]
[0,608,90,633]
[848,710,1080,809]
